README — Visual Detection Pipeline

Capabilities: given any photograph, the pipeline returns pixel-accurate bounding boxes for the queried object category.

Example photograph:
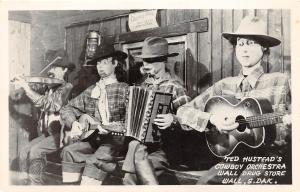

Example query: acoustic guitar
[62,114,125,146]
[204,96,286,157]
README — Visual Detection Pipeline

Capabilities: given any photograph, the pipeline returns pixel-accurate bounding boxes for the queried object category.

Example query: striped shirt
[177,66,291,142]
[60,82,128,130]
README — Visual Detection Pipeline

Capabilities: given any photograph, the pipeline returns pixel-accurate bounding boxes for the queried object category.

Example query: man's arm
[153,84,191,130]
[33,83,73,111]
[177,81,223,132]
[60,88,90,130]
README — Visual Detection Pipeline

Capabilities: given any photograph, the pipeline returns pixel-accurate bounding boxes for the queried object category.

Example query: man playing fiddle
[13,52,75,185]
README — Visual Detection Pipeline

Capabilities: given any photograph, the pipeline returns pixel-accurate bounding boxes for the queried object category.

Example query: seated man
[60,40,129,185]
[122,36,191,185]
[13,53,75,185]
[177,16,291,184]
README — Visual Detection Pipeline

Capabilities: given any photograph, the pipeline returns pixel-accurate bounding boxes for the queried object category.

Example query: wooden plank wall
[9,21,35,171]
[66,9,290,97]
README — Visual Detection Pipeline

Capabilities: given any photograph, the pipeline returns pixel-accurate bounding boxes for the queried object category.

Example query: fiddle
[11,76,64,85]
[10,76,64,101]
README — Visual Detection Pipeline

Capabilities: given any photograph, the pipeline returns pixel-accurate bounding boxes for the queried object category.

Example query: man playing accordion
[122,36,191,184]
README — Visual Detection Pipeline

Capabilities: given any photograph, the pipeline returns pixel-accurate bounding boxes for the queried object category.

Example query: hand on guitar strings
[97,125,109,135]
[154,113,174,129]
[209,114,239,133]
[71,121,84,139]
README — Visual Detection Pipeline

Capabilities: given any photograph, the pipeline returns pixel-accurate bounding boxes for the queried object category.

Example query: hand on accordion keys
[154,113,175,129]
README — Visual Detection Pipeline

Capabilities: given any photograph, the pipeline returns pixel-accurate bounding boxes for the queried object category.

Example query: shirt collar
[144,73,172,86]
[99,76,118,86]
[237,65,264,88]
[90,76,118,98]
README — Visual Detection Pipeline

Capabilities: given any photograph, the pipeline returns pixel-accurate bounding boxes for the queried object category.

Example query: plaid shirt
[60,82,128,130]
[177,66,291,143]
[142,73,191,130]
[26,81,73,112]
[25,82,73,134]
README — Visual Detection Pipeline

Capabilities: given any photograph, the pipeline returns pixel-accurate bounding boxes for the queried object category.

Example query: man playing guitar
[60,40,129,185]
[177,16,291,184]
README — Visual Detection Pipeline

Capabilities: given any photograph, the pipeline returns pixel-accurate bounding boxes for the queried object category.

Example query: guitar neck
[246,112,284,128]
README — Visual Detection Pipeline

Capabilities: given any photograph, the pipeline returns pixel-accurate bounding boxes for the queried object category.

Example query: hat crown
[222,16,281,47]
[94,41,115,59]
[142,37,169,57]
[235,16,267,36]
[87,40,127,65]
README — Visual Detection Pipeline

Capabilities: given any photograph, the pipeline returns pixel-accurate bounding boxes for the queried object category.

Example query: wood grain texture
[211,9,222,84]
[268,9,283,73]
[198,10,211,94]
[64,9,290,95]
[186,32,198,98]
[222,10,234,78]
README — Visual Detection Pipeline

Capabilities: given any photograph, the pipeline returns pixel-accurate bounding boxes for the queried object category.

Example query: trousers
[61,134,127,184]
[18,133,61,185]
[122,141,169,185]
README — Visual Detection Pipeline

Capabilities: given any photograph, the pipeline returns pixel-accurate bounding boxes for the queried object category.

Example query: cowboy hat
[135,37,179,59]
[43,49,75,72]
[51,56,76,72]
[87,40,127,65]
[222,16,281,47]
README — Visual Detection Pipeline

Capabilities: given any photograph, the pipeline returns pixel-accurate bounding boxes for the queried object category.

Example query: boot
[134,144,159,185]
[80,176,102,185]
[28,158,46,185]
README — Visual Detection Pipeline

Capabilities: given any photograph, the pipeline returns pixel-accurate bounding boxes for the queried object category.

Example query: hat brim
[87,51,128,65]
[135,52,179,59]
[52,62,76,71]
[222,32,281,47]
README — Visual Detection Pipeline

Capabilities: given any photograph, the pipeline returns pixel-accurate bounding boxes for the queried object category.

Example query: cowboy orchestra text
[217,156,287,184]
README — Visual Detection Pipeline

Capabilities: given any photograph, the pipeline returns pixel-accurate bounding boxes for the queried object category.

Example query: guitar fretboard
[245,112,284,128]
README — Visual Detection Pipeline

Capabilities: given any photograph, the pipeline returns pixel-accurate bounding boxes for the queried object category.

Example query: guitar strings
[234,112,284,125]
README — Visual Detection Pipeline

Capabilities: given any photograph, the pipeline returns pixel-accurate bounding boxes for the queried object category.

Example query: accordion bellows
[125,86,173,143]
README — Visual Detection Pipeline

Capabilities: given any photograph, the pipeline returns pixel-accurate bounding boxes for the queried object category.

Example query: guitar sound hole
[236,115,247,132]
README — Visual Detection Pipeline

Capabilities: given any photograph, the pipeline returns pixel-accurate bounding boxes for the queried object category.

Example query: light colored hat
[135,37,179,59]
[222,16,281,47]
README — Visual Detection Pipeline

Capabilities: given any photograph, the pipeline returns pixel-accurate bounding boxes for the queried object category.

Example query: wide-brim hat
[222,16,281,47]
[135,37,179,59]
[87,40,127,65]
[46,49,75,72]
[52,57,76,72]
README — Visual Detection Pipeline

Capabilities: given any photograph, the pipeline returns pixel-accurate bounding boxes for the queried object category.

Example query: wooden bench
[43,131,217,185]
[44,159,209,185]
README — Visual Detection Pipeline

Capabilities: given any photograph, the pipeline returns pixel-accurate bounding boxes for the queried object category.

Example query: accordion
[125,86,173,143]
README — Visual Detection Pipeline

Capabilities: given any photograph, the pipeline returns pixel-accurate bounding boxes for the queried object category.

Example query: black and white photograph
[1,1,299,191]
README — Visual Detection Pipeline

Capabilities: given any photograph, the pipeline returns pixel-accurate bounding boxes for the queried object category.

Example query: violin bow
[39,56,62,75]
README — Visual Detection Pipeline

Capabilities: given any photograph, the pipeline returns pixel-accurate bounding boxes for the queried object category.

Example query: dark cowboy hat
[135,37,179,59]
[87,40,127,65]
[222,16,281,47]
[43,49,75,72]
[51,56,76,72]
